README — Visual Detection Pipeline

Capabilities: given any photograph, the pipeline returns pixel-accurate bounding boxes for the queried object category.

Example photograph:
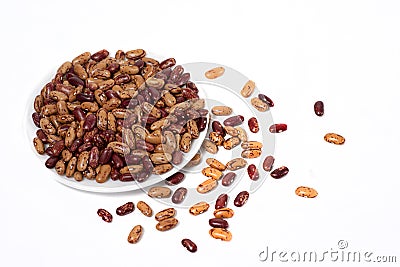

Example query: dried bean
[171,187,187,204]
[324,133,345,145]
[213,208,234,218]
[155,208,176,221]
[263,155,275,171]
[205,67,225,79]
[234,191,249,207]
[258,94,274,107]
[206,158,226,171]
[247,164,259,180]
[295,186,318,198]
[156,217,178,231]
[223,115,244,127]
[181,239,197,253]
[241,149,262,159]
[97,208,112,223]
[202,167,223,180]
[215,193,228,209]
[165,172,185,186]
[248,117,259,133]
[209,228,232,241]
[221,172,236,186]
[269,123,287,133]
[148,186,171,198]
[314,101,324,116]
[240,80,255,98]
[209,218,229,229]
[270,166,289,179]
[127,225,143,244]
[116,202,135,216]
[197,178,217,193]
[211,106,232,116]
[189,201,210,215]
[137,201,153,217]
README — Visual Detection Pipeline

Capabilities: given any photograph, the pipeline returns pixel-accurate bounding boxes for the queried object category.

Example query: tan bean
[205,66,225,79]
[185,153,202,167]
[66,157,77,177]
[84,166,96,180]
[34,95,44,113]
[73,64,88,80]
[64,126,76,147]
[223,137,241,150]
[241,149,262,159]
[148,186,172,198]
[94,89,107,106]
[98,79,115,91]
[152,163,173,174]
[137,201,153,217]
[189,201,210,215]
[81,102,99,113]
[55,160,65,175]
[240,80,256,98]
[107,112,117,131]
[120,65,139,75]
[163,131,176,149]
[40,117,56,135]
[180,132,192,153]
[236,126,248,142]
[122,128,135,149]
[324,133,345,145]
[76,121,85,138]
[225,158,247,171]
[33,137,44,154]
[146,77,165,89]
[72,52,91,65]
[251,97,269,112]
[202,139,218,154]
[41,104,57,116]
[197,178,217,193]
[206,158,226,171]
[155,208,176,221]
[213,208,234,218]
[96,109,107,131]
[150,118,170,131]
[191,99,205,110]
[295,186,318,198]
[61,149,73,162]
[156,217,178,231]
[187,119,199,139]
[149,153,172,164]
[224,126,238,136]
[56,100,69,115]
[162,92,176,107]
[103,98,121,111]
[57,61,72,74]
[107,141,130,155]
[202,167,223,180]
[127,225,143,244]
[211,106,232,116]
[209,228,232,241]
[77,151,89,172]
[241,141,263,150]
[73,171,83,181]
[120,165,143,174]
[112,108,129,119]
[95,164,111,183]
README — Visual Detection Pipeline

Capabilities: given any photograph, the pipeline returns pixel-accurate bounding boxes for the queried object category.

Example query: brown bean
[127,225,143,244]
[225,158,247,171]
[73,171,83,181]
[185,153,201,167]
[40,117,56,135]
[247,164,259,180]
[64,127,76,147]
[33,137,45,154]
[324,133,345,145]
[211,106,232,116]
[96,108,108,131]
[221,172,236,186]
[270,166,289,179]
[137,201,153,217]
[241,149,262,159]
[223,137,241,150]
[202,139,218,154]
[156,217,178,231]
[269,123,287,133]
[187,119,199,139]
[209,132,224,146]
[209,228,232,241]
[224,126,238,136]
[258,93,274,107]
[126,49,145,60]
[171,187,187,204]
[95,164,111,183]
[107,141,130,155]
[120,65,139,75]
[97,208,112,223]
[55,160,65,175]
[57,61,72,74]
[240,80,256,98]
[120,165,143,174]
[165,172,185,186]
[181,239,197,253]
[213,208,234,218]
[314,101,324,116]
[66,157,77,177]
[212,121,226,137]
[72,52,91,65]
[251,97,269,112]
[179,132,192,152]
[295,186,318,198]
[148,186,171,198]
[263,155,275,171]
[189,201,210,215]
[56,100,69,115]
[241,141,263,150]
[172,151,184,165]
[209,218,229,229]
[206,158,226,171]
[223,115,244,127]
[202,167,223,180]
[77,151,89,172]
[149,153,172,164]
[152,163,173,175]
[205,67,225,79]
[61,149,73,162]
[197,178,217,194]
[215,193,228,209]
[116,202,135,216]
[236,126,248,142]
[248,117,259,133]
[159,58,176,69]
[155,208,176,221]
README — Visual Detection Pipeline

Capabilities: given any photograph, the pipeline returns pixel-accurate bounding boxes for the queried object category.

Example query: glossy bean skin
[97,208,112,223]
[324,133,345,145]
[181,239,197,253]
[171,187,188,204]
[165,172,185,186]
[215,193,228,209]
[205,67,225,79]
[127,225,143,244]
[95,164,111,183]
[269,123,287,133]
[258,94,274,107]
[314,101,324,116]
[222,137,241,150]
[248,117,259,133]
[202,167,223,180]
[206,158,226,171]
[221,172,236,186]
[295,186,318,198]
[33,137,45,154]
[209,228,232,241]
[209,132,224,146]
[137,201,153,217]
[197,178,218,194]
[213,208,234,218]
[270,166,289,179]
[223,115,244,127]
[155,208,176,221]
[263,155,275,171]
[156,217,178,231]
[116,202,135,216]
[45,156,59,168]
[212,121,226,137]
[234,191,250,207]
[189,201,210,215]
[247,164,259,180]
[209,218,229,228]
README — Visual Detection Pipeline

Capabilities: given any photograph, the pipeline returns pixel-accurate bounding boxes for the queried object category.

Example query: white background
[1,0,400,266]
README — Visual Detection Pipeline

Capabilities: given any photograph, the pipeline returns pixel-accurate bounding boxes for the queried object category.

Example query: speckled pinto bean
[155,208,176,221]
[202,139,218,154]
[240,80,256,98]
[211,106,232,116]
[258,94,274,107]
[241,141,263,150]
[97,208,112,223]
[137,201,153,217]
[241,149,262,159]
[209,228,232,241]
[295,186,318,198]
[127,225,143,244]
[212,121,226,137]
[148,186,172,198]
[197,178,218,193]
[202,167,223,180]
[206,158,226,171]
[205,67,225,79]
[324,133,345,145]
[189,201,210,215]
[156,217,178,231]
[223,137,241,150]
[213,208,234,218]
[225,158,247,171]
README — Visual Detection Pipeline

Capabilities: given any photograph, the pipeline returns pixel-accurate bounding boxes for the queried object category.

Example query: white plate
[25,56,209,193]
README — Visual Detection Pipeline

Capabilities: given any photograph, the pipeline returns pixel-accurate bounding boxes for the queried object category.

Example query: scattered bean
[171,187,188,204]
[181,239,197,253]
[209,228,232,241]
[295,186,318,198]
[324,133,345,145]
[240,80,255,98]
[189,201,210,215]
[215,193,228,209]
[137,201,153,217]
[97,208,112,223]
[211,106,232,116]
[148,186,172,198]
[209,218,229,228]
[116,202,135,216]
[269,123,287,133]
[248,117,259,133]
[262,155,275,171]
[314,101,324,116]
[127,225,143,244]
[221,172,236,186]
[205,67,225,79]
[155,208,176,221]
[156,217,178,231]
[270,166,289,179]
[213,208,234,218]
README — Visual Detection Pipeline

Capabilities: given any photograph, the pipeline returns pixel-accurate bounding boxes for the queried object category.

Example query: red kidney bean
[165,172,185,186]
[182,88,199,99]
[270,166,289,179]
[221,172,236,186]
[198,109,208,117]
[76,93,94,102]
[234,191,249,207]
[223,115,244,127]
[209,218,229,228]
[171,187,187,204]
[248,117,259,133]
[45,156,59,168]
[83,128,98,143]
[88,146,99,168]
[186,81,198,92]
[215,193,228,209]
[110,168,121,181]
[212,121,226,137]
[36,129,48,143]
[181,239,197,253]
[68,75,85,87]
[45,146,56,156]
[120,173,136,182]
[91,49,109,61]
[314,101,324,116]
[263,155,275,171]
[114,74,131,85]
[247,164,259,180]
[72,107,86,122]
[107,63,120,74]
[77,142,93,153]
[116,202,135,216]
[99,147,113,164]
[258,94,274,107]
[97,208,112,223]
[134,59,144,69]
[196,117,207,132]
[171,151,183,165]
[83,114,96,131]
[32,112,41,127]
[105,90,120,99]
[70,138,83,152]
[125,154,141,165]
[176,73,190,86]
[111,153,124,169]
[136,171,149,182]
[170,65,184,82]
[52,140,65,156]
[159,58,176,70]
[269,123,287,133]
[93,134,106,149]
